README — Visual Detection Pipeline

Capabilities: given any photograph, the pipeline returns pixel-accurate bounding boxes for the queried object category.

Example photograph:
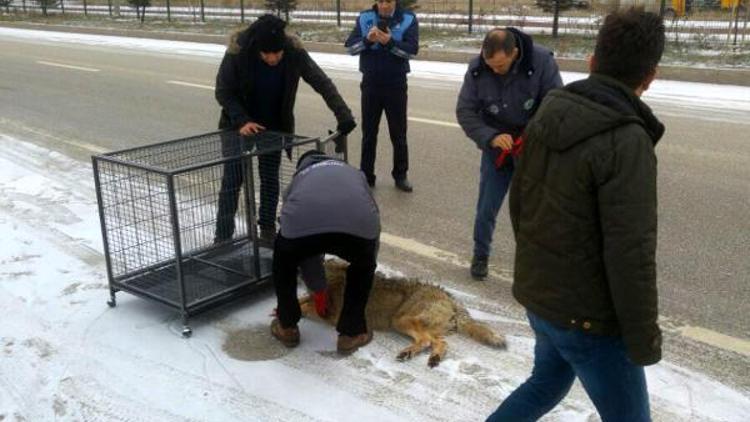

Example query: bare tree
[535,0,576,38]
[127,0,150,23]
[265,0,296,21]
[35,0,59,16]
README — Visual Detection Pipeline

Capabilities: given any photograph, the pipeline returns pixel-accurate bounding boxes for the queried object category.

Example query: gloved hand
[329,130,347,154]
[337,119,356,137]
[313,290,329,318]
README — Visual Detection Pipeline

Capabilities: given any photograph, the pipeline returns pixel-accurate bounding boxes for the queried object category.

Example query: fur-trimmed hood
[226,27,304,55]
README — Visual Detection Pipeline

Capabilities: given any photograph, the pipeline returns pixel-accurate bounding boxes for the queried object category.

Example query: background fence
[3,0,748,44]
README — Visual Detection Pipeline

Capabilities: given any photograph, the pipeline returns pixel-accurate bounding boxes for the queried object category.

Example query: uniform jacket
[456,28,562,157]
[216,26,353,133]
[509,73,665,365]
[344,4,419,85]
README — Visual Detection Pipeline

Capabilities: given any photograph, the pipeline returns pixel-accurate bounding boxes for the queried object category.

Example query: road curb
[3,20,750,86]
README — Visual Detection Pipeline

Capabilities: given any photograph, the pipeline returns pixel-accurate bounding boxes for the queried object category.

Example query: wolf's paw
[397,349,414,361]
[427,354,441,368]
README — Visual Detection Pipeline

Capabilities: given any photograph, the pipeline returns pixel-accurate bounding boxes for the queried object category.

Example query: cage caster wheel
[107,299,116,308]
[181,327,193,338]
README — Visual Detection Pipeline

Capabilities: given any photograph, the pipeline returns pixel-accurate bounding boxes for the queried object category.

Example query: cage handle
[320,130,341,144]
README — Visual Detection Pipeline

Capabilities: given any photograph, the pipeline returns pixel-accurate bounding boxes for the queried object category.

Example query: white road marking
[0,118,108,154]
[679,326,750,358]
[36,60,100,72]
[166,80,214,90]
[380,232,512,282]
[408,116,461,128]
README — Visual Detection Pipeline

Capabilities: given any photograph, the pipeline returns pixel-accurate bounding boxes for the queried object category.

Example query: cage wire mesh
[93,130,344,331]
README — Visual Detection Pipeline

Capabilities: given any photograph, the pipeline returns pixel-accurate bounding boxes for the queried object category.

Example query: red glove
[313,290,329,318]
[494,136,525,169]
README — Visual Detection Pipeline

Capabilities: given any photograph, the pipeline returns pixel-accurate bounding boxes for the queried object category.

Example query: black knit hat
[253,14,287,52]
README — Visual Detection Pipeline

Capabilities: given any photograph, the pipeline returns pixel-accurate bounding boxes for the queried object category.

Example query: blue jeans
[473,151,514,258]
[487,312,650,422]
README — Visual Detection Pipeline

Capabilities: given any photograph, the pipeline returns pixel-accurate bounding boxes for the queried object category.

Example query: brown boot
[336,330,373,355]
[271,318,300,348]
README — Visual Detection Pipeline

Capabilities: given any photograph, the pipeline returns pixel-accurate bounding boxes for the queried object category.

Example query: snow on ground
[1,26,750,119]
[2,135,750,421]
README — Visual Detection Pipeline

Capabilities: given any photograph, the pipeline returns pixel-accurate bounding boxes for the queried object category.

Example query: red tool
[269,289,328,318]
[494,136,524,169]
[313,290,329,318]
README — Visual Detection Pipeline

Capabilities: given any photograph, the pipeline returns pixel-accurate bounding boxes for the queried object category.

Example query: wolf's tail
[455,307,506,349]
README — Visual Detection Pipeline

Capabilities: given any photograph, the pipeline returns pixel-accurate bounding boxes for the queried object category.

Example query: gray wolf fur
[300,260,506,367]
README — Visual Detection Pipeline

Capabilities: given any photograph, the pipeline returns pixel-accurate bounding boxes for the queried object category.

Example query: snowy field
[2,28,750,421]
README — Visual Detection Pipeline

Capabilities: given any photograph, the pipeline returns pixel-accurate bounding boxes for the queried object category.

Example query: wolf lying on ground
[299,260,506,367]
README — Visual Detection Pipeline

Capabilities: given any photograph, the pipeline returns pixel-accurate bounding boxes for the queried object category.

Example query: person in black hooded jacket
[487,8,666,422]
[214,14,356,243]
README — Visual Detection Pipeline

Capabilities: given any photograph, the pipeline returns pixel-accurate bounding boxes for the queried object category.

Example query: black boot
[395,178,413,192]
[259,226,277,247]
[470,255,488,280]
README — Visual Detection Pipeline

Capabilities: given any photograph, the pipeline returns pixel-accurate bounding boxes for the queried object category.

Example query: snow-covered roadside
[1,135,749,421]
[1,27,750,114]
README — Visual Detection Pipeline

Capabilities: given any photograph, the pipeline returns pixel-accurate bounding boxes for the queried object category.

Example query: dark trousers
[215,134,281,241]
[487,312,651,422]
[473,152,514,258]
[273,233,379,336]
[360,83,409,183]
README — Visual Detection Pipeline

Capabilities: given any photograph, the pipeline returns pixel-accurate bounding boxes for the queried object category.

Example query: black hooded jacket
[509,74,665,365]
[215,23,353,133]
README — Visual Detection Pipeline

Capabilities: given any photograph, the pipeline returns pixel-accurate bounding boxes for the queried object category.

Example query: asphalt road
[1,36,748,390]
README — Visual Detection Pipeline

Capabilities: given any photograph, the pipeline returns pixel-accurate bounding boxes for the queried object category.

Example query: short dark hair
[481,29,516,59]
[593,7,665,89]
[296,149,326,169]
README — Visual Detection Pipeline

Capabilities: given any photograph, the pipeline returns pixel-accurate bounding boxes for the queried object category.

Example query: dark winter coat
[216,27,353,132]
[280,155,380,240]
[456,28,562,157]
[509,73,665,366]
[344,4,419,86]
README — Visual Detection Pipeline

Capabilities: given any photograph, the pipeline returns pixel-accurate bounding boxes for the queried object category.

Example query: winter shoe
[470,255,489,280]
[337,330,373,355]
[271,318,300,348]
[395,178,413,192]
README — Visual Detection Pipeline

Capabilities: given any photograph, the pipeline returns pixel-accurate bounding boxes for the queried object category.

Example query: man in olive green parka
[488,8,666,422]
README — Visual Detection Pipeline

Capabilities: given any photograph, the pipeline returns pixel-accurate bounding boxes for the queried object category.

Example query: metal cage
[92,130,345,336]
